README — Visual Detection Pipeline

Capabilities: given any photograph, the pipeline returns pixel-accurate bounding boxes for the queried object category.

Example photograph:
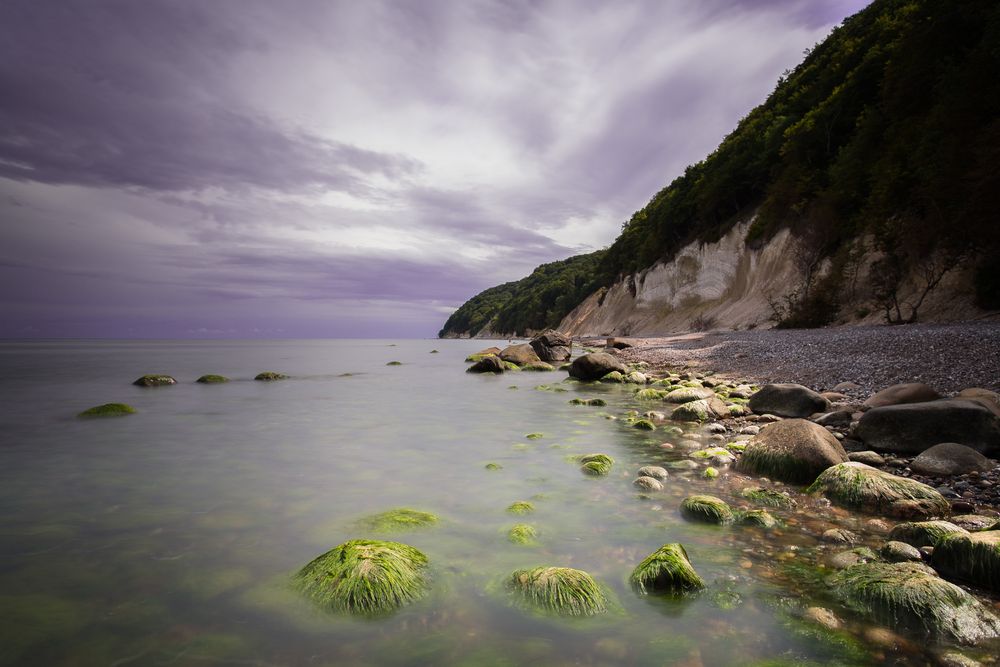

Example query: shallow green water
[0,340,993,666]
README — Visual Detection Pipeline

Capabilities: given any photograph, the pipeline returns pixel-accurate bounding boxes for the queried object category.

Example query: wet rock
[705,423,727,435]
[802,606,841,630]
[863,382,942,409]
[680,495,734,524]
[254,371,288,381]
[630,543,704,594]
[663,387,715,404]
[888,521,968,548]
[634,388,667,401]
[499,344,541,366]
[822,528,860,544]
[670,398,728,422]
[77,402,136,418]
[856,400,1000,456]
[506,566,608,616]
[748,383,830,418]
[569,353,628,381]
[196,374,229,383]
[950,515,1000,532]
[849,450,886,466]
[467,355,506,374]
[740,509,777,528]
[634,476,664,491]
[599,370,624,383]
[736,419,848,485]
[133,374,176,386]
[910,443,995,476]
[739,486,796,509]
[827,547,878,569]
[937,652,985,667]
[580,453,614,476]
[808,462,950,518]
[637,466,669,480]
[521,361,555,372]
[529,331,572,363]
[830,561,1000,643]
[466,347,502,362]
[932,530,1000,593]
[624,371,648,384]
[881,540,923,562]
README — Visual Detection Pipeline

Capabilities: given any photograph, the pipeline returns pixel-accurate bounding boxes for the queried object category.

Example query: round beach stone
[848,450,885,466]
[569,353,628,382]
[863,382,941,409]
[910,443,995,476]
[499,344,541,366]
[735,418,848,485]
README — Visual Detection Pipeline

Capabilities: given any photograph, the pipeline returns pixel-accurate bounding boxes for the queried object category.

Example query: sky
[0,0,871,339]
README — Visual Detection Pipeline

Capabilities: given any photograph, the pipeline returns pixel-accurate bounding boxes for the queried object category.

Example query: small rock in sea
[196,374,229,383]
[78,402,136,418]
[634,476,664,491]
[637,466,668,480]
[254,371,288,381]
[133,374,176,387]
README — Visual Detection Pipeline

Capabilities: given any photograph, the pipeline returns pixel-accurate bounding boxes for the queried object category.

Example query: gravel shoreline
[595,321,1000,397]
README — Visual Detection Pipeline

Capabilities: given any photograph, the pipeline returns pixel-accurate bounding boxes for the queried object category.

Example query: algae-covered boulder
[748,383,829,418]
[632,419,656,431]
[740,509,777,528]
[254,371,288,381]
[521,361,555,372]
[196,374,229,384]
[736,419,848,485]
[359,508,439,533]
[630,543,704,594]
[133,374,176,387]
[77,402,136,418]
[863,382,941,409]
[680,495,734,524]
[880,541,922,562]
[856,399,1000,455]
[807,462,950,517]
[467,356,506,374]
[887,521,967,548]
[507,523,539,545]
[569,353,628,381]
[500,344,541,366]
[663,387,715,404]
[599,371,625,383]
[634,388,667,401]
[910,443,995,476]
[506,501,535,515]
[669,398,726,422]
[293,539,429,615]
[580,453,614,476]
[830,561,1000,644]
[739,486,797,509]
[466,347,502,362]
[932,531,1000,593]
[506,566,608,616]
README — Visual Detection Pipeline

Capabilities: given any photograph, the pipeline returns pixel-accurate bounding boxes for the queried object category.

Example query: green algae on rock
[702,467,719,479]
[386,361,403,366]
[829,561,1000,644]
[506,501,535,515]
[132,374,176,387]
[293,539,429,616]
[254,371,288,381]
[579,453,614,476]
[77,403,136,418]
[739,486,797,509]
[484,462,503,471]
[680,495,734,524]
[196,374,229,383]
[506,566,608,616]
[630,543,705,594]
[507,523,539,545]
[740,509,778,528]
[932,530,1000,593]
[887,521,967,548]
[525,432,544,440]
[567,397,606,407]
[807,462,950,517]
[632,419,656,431]
[634,388,667,401]
[359,508,439,533]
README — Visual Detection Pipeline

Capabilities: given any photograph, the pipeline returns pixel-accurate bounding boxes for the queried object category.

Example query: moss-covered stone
[702,466,719,479]
[254,371,288,381]
[196,374,229,383]
[690,446,731,459]
[932,530,1000,593]
[740,509,778,528]
[807,462,950,517]
[635,388,667,401]
[663,387,715,403]
[293,539,429,615]
[521,361,555,371]
[569,397,606,406]
[736,419,848,485]
[739,486,797,509]
[77,402,136,418]
[359,508,439,533]
[580,453,614,476]
[829,561,1000,643]
[624,371,647,384]
[386,361,403,366]
[506,501,535,515]
[599,371,624,383]
[670,400,712,422]
[888,521,967,548]
[484,462,503,471]
[507,523,538,545]
[506,566,608,616]
[630,543,704,594]
[633,419,656,431]
[680,495,734,524]
[525,432,544,440]
[132,374,176,386]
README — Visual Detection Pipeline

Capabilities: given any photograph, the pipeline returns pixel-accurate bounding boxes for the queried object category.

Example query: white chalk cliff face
[558,219,803,335]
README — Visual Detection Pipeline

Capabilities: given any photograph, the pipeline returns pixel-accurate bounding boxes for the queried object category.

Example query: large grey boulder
[499,344,541,366]
[568,353,628,382]
[529,331,572,363]
[910,442,995,476]
[863,382,941,410]
[735,418,848,484]
[957,388,1000,417]
[748,383,830,418]
[856,399,1000,456]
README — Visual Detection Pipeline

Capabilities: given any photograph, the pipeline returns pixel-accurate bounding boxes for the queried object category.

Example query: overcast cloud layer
[0,0,870,338]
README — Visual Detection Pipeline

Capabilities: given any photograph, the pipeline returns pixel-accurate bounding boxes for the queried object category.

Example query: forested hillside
[441,0,1000,337]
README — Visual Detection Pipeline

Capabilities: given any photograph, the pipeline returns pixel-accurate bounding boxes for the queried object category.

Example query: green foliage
[293,539,429,616]
[506,566,608,616]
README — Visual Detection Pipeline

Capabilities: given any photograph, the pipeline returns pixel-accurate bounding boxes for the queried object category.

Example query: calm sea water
[0,339,992,666]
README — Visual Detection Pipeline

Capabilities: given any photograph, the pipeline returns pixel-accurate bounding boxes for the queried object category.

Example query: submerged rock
[633,476,664,491]
[506,566,608,616]
[359,508,439,533]
[663,387,715,404]
[740,509,777,528]
[133,374,176,387]
[77,402,136,418]
[736,419,848,485]
[829,561,1000,644]
[630,543,704,594]
[856,399,1000,456]
[506,501,535,515]
[932,530,1000,593]
[507,523,538,545]
[748,383,830,418]
[637,465,669,480]
[910,443,995,476]
[863,382,941,409]
[880,541,923,562]
[195,374,229,383]
[739,486,797,509]
[807,462,950,517]
[254,371,288,381]
[294,539,429,615]
[568,353,628,382]
[467,356,505,374]
[521,361,555,372]
[888,521,968,548]
[599,371,625,383]
[680,495,734,524]
[580,453,614,476]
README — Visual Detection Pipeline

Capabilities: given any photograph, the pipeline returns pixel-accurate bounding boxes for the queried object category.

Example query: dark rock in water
[78,403,136,418]
[529,330,572,362]
[736,419,848,485]
[932,530,1000,594]
[880,541,922,562]
[467,356,506,374]
[466,347,502,362]
[830,561,1000,643]
[848,451,885,466]
[822,528,860,544]
[499,344,541,366]
[856,399,1000,456]
[133,374,176,387]
[568,353,628,381]
[196,374,229,383]
[910,442,995,476]
[254,371,288,381]
[863,382,941,410]
[808,463,950,518]
[748,383,830,418]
